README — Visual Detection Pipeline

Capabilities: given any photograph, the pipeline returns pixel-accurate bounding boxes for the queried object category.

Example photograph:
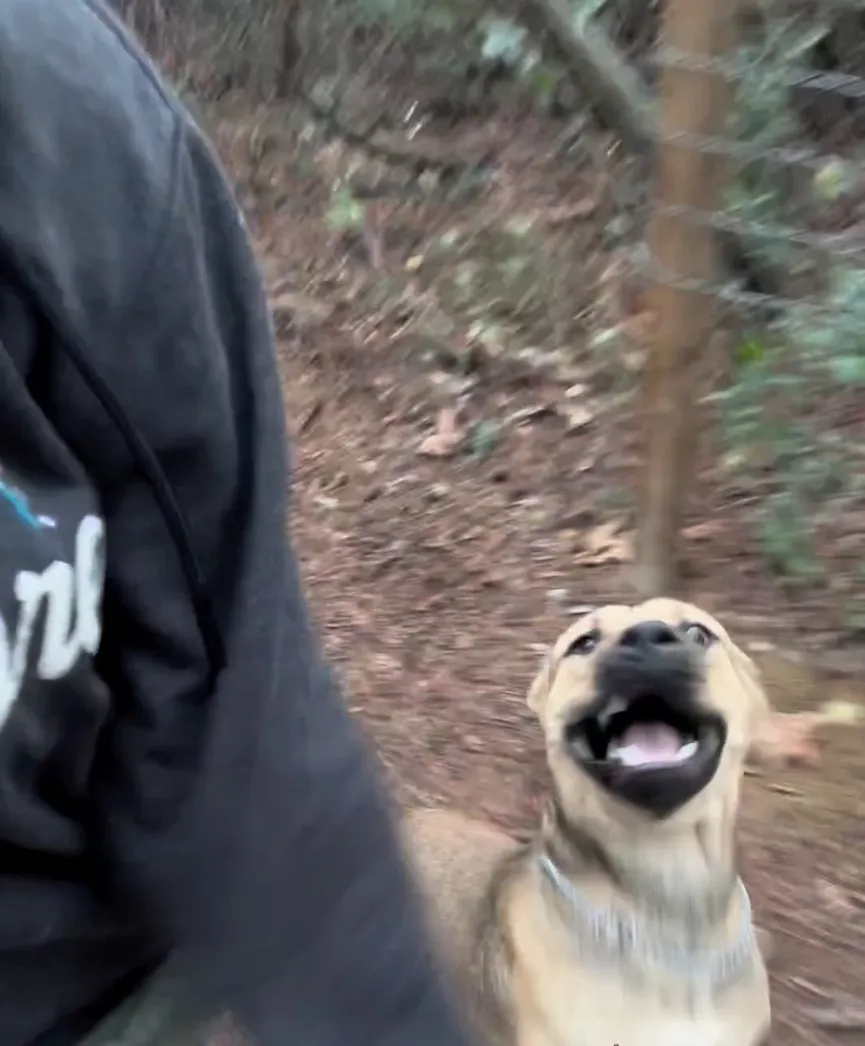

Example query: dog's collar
[539,854,754,986]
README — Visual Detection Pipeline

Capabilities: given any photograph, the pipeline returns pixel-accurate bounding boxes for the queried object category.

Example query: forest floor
[210,97,865,1045]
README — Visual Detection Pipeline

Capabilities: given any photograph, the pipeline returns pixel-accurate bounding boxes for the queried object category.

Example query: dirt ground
[215,102,865,1045]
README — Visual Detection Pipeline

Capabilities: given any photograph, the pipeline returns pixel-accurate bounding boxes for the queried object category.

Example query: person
[0,2,474,1045]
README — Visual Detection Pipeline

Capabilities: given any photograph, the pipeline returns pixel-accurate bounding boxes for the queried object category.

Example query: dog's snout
[618,620,680,650]
[597,618,695,706]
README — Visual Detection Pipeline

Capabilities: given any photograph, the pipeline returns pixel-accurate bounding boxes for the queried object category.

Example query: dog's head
[528,598,768,825]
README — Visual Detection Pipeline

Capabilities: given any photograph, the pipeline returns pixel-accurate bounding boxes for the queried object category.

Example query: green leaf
[471,419,499,459]
[521,61,561,98]
[734,336,767,368]
[480,19,527,65]
[832,353,865,385]
[423,2,460,32]
[325,188,366,232]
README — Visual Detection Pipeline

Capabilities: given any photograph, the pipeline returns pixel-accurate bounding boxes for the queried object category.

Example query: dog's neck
[544,788,740,929]
[537,791,754,988]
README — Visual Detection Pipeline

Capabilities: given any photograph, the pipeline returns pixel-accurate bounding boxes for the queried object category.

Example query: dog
[402,598,772,1046]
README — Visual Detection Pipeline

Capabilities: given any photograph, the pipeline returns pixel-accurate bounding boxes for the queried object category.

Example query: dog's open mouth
[580,692,714,768]
[565,692,727,817]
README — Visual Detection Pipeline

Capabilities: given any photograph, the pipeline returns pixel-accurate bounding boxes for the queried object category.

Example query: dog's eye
[564,629,601,657]
[683,622,715,648]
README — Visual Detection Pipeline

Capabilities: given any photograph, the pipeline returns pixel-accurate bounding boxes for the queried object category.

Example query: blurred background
[111,0,865,1041]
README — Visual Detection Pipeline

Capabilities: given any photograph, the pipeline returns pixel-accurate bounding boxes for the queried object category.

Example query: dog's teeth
[598,698,627,729]
[608,738,699,768]
[574,737,593,758]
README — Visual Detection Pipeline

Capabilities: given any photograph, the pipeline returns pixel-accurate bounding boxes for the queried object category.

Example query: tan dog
[402,598,771,1046]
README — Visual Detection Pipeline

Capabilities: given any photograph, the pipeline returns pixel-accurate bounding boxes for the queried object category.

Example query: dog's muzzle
[564,620,727,818]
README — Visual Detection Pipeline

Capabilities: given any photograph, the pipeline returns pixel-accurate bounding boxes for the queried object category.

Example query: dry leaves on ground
[269,289,334,327]
[545,197,598,225]
[417,407,462,458]
[748,697,864,768]
[748,712,823,768]
[558,403,596,433]
[815,877,857,916]
[574,520,634,566]
[682,520,725,542]
[804,1002,865,1031]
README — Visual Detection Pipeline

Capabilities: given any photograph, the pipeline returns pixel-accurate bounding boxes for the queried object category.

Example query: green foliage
[352,0,604,111]
[783,267,865,387]
[354,0,461,31]
[470,418,500,459]
[479,19,530,64]
[727,17,827,273]
[340,0,865,596]
[720,12,865,589]
[325,187,366,232]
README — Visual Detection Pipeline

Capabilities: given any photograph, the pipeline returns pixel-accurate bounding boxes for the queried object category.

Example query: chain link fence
[638,1,865,592]
[111,0,865,603]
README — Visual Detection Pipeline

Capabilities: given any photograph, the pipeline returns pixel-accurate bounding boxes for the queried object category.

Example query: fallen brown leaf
[546,198,598,224]
[805,1003,865,1031]
[574,520,634,566]
[270,290,334,324]
[748,711,822,768]
[682,520,724,541]
[560,404,596,433]
[298,401,322,435]
[815,878,855,916]
[509,404,556,427]
[417,407,462,458]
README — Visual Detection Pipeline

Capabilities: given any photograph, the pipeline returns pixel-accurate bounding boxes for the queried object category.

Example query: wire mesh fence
[650,48,865,310]
[637,0,865,592]
[110,0,865,603]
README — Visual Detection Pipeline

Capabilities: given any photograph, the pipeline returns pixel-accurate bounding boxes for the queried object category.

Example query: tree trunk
[635,0,740,597]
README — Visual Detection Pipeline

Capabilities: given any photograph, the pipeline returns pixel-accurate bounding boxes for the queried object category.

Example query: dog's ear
[527,647,556,714]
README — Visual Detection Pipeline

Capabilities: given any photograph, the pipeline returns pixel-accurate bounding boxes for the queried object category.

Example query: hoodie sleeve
[86,83,473,1046]
[0,4,470,1041]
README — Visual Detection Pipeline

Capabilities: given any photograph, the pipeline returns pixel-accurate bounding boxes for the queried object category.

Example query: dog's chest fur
[512,966,768,1046]
[507,884,771,1046]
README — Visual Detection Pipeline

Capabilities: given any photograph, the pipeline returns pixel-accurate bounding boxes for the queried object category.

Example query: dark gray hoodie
[0,2,469,1044]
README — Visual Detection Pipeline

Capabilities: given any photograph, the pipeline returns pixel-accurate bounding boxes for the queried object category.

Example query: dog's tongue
[611,723,692,768]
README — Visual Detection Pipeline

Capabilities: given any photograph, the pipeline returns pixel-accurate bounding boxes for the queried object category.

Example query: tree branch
[508,0,655,154]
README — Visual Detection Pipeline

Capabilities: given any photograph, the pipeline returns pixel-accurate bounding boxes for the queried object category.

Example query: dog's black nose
[618,620,680,650]
[598,618,695,707]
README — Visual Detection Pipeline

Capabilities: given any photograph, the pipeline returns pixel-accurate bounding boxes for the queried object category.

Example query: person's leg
[77,967,215,1046]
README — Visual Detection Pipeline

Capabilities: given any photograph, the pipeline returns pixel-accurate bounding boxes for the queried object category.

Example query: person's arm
[91,76,472,1046]
[0,2,469,1042]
